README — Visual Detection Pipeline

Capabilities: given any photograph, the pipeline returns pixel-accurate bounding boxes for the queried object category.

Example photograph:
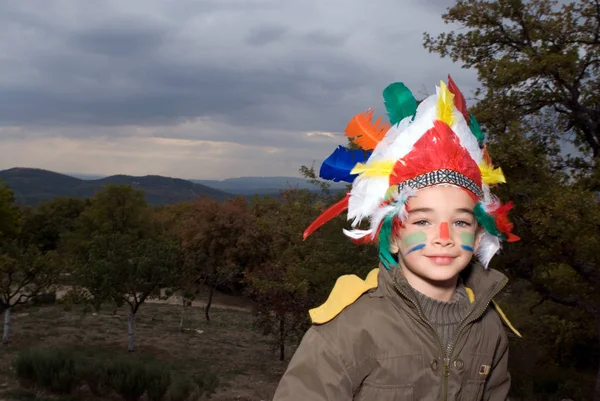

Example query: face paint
[404,231,427,255]
[460,232,475,252]
[439,222,450,240]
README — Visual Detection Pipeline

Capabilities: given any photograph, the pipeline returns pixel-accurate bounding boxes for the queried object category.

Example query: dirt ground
[0,293,291,401]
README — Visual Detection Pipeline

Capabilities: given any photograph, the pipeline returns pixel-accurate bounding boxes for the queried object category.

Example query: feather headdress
[304,76,519,269]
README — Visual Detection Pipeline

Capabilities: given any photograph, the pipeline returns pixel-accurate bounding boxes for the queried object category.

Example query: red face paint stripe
[440,222,450,240]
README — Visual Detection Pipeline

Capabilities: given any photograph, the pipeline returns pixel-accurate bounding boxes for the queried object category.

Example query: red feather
[491,201,520,242]
[390,120,482,190]
[447,75,470,123]
[303,194,350,240]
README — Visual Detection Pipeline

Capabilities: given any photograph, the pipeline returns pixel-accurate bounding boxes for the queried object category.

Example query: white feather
[450,109,483,163]
[343,228,372,239]
[476,231,501,268]
[347,177,389,226]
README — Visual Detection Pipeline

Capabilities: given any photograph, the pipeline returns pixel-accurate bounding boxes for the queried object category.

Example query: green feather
[383,82,418,126]
[469,113,485,148]
[474,203,506,240]
[378,215,397,270]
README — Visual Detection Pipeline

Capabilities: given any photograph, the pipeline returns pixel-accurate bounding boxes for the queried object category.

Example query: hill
[0,168,233,206]
[193,176,347,196]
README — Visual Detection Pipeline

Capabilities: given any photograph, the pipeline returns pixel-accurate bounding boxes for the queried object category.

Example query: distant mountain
[0,168,233,206]
[192,176,347,196]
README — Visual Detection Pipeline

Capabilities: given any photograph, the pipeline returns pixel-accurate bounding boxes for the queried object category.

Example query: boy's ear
[389,237,400,254]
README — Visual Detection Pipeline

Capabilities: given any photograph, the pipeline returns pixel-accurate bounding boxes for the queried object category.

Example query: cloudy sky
[0,0,478,180]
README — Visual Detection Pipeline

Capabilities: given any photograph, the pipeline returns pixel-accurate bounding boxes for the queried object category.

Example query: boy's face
[390,185,479,284]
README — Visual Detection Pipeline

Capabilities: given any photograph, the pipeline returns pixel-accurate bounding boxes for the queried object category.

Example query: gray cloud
[0,0,479,178]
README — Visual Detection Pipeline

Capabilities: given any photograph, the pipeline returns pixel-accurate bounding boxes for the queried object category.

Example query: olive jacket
[272,263,519,401]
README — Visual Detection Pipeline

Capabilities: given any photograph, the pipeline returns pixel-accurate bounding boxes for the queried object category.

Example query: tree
[20,197,88,252]
[423,0,600,186]
[152,203,198,332]
[0,183,20,242]
[0,182,62,344]
[67,185,182,352]
[176,196,254,322]
[244,192,314,361]
[245,189,377,361]
[1,245,61,344]
[424,0,600,398]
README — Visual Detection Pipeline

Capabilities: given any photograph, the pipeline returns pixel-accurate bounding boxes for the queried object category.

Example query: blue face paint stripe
[461,245,474,252]
[406,243,425,255]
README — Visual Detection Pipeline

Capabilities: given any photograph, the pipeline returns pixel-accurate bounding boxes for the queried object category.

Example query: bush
[13,347,215,401]
[193,370,219,398]
[167,378,194,401]
[13,349,79,394]
[146,365,172,401]
[104,358,149,401]
[77,359,108,396]
[13,351,37,388]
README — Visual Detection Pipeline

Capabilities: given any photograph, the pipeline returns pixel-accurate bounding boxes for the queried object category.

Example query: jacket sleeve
[484,329,511,401]
[272,326,354,401]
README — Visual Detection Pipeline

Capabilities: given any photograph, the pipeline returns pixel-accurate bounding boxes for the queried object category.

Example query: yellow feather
[479,162,506,184]
[350,160,395,178]
[437,81,455,126]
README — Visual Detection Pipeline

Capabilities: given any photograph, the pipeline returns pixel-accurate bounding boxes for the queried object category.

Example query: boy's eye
[413,220,430,226]
[454,220,472,227]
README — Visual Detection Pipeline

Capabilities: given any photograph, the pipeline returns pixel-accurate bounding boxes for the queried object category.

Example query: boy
[273,77,520,400]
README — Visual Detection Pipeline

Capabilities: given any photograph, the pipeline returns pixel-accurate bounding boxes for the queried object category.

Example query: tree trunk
[595,317,600,401]
[128,311,135,352]
[179,298,186,332]
[279,315,285,362]
[205,286,214,322]
[2,307,11,345]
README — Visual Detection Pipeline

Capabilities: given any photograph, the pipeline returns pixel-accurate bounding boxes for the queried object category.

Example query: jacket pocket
[460,379,486,401]
[355,383,414,401]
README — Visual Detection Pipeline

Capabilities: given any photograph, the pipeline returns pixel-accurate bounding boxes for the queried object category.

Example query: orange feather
[345,109,390,150]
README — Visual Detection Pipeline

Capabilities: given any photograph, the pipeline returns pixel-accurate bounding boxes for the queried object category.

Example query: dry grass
[0,294,290,401]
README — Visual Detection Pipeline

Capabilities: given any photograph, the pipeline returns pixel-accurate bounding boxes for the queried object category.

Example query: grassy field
[0,293,290,401]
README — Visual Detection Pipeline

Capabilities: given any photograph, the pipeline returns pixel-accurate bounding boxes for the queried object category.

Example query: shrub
[104,358,149,401]
[13,349,79,394]
[13,351,37,388]
[193,370,219,398]
[77,359,108,396]
[146,365,172,401]
[166,379,194,401]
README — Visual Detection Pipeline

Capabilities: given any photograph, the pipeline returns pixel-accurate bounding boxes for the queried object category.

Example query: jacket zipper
[392,279,449,400]
[393,276,508,401]
[446,278,508,362]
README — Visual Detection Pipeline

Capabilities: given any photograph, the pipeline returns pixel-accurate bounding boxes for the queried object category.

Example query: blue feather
[319,146,371,183]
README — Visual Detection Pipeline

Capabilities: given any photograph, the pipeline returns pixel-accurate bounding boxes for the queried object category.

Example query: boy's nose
[434,222,453,246]
[439,222,450,241]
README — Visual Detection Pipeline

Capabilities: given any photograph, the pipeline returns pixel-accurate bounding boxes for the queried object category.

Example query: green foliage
[146,365,172,401]
[0,181,20,242]
[13,349,78,394]
[66,185,183,311]
[245,189,377,360]
[172,196,255,321]
[424,0,600,184]
[12,347,208,401]
[166,373,219,401]
[166,379,195,401]
[104,358,151,401]
[19,197,87,252]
